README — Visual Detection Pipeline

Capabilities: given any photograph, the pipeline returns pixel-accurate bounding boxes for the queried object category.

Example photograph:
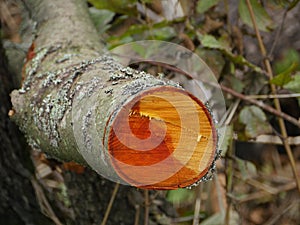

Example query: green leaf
[196,0,221,14]
[88,0,138,15]
[201,34,230,51]
[239,106,272,138]
[198,34,263,73]
[284,73,300,92]
[89,8,115,34]
[274,49,300,75]
[150,26,176,40]
[238,0,275,32]
[270,72,292,87]
[111,19,177,39]
[167,189,194,206]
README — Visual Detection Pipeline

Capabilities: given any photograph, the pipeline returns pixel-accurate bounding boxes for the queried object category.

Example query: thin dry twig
[248,93,300,99]
[172,215,195,223]
[101,183,120,225]
[264,199,300,225]
[245,0,300,193]
[0,1,18,31]
[225,136,234,225]
[144,190,150,225]
[220,85,300,129]
[192,184,203,225]
[234,172,278,195]
[134,204,140,225]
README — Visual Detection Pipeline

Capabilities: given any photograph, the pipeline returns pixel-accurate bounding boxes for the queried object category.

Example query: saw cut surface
[108,86,217,189]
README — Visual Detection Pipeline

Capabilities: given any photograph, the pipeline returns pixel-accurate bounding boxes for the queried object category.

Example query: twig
[134,205,140,225]
[144,190,149,225]
[234,172,278,195]
[227,191,272,204]
[220,85,300,129]
[171,215,196,223]
[192,184,203,225]
[225,135,234,225]
[101,183,120,225]
[253,134,300,145]
[264,199,300,225]
[287,0,300,11]
[248,93,300,99]
[246,0,300,193]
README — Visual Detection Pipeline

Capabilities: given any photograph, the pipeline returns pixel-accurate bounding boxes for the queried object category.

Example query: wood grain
[108,86,217,189]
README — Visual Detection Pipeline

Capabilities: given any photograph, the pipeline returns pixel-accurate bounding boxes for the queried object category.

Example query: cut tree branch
[10,0,218,190]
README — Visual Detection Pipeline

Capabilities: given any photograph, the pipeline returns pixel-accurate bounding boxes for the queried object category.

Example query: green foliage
[284,72,300,105]
[150,26,176,40]
[198,34,263,73]
[274,49,300,75]
[106,19,179,49]
[89,8,115,33]
[88,0,138,15]
[200,34,230,51]
[270,72,292,87]
[238,0,275,32]
[272,49,300,87]
[239,106,272,138]
[166,189,194,206]
[196,0,221,14]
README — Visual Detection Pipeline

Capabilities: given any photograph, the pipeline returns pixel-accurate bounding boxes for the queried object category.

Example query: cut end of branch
[108,86,217,190]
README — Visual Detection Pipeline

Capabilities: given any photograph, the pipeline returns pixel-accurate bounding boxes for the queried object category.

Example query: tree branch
[10,0,218,190]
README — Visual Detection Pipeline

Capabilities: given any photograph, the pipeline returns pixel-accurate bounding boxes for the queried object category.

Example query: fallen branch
[10,0,218,190]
